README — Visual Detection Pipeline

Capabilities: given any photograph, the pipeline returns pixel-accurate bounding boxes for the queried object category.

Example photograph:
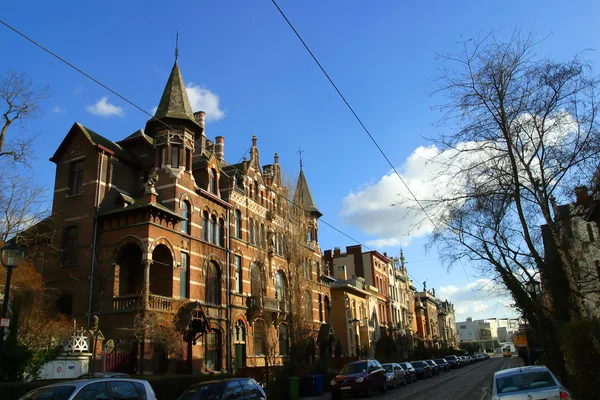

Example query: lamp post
[0,242,25,367]
[526,279,541,297]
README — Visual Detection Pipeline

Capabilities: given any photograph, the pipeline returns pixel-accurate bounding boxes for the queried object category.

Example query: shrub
[559,318,600,400]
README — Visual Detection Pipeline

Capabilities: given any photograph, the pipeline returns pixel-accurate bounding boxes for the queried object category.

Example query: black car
[444,355,461,368]
[399,362,417,383]
[434,359,450,372]
[409,361,433,379]
[330,360,387,399]
[424,360,440,376]
[177,378,266,400]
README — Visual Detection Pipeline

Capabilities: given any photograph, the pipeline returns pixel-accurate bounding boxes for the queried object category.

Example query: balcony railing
[149,294,175,311]
[112,294,178,312]
[112,294,141,312]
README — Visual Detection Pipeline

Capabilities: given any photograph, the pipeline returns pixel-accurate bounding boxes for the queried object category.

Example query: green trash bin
[289,377,300,400]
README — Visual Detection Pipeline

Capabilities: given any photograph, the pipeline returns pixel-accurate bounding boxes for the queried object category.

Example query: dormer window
[209,168,218,195]
[68,160,84,196]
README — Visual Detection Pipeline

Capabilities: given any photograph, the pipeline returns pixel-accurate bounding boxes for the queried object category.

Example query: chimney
[215,136,225,161]
[252,135,257,147]
[383,252,388,258]
[243,156,249,171]
[575,186,589,205]
[206,139,214,152]
[334,247,341,257]
[194,111,206,131]
[338,265,347,281]
[274,153,279,164]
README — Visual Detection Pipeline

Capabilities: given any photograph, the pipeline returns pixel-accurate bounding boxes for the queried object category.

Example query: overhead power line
[269,0,486,308]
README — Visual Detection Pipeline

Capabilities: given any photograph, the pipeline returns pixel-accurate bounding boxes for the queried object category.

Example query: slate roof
[295,168,322,217]
[154,61,195,122]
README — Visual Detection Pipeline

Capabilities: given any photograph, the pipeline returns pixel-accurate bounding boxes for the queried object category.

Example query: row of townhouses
[28,60,459,375]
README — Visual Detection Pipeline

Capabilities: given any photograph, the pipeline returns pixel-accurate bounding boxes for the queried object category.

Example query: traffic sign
[513,334,528,347]
[0,318,9,328]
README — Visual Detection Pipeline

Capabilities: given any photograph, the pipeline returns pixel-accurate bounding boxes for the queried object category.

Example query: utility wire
[269,0,486,308]
[0,17,372,268]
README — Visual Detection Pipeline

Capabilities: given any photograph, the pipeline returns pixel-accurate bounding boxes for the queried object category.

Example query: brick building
[41,60,330,374]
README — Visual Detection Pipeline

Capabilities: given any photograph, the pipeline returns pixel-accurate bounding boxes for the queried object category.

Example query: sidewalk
[298,393,331,400]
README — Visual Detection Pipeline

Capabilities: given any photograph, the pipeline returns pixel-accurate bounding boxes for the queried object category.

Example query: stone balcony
[112,294,178,313]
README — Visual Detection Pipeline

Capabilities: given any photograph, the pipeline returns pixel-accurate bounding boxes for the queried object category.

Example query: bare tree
[1,71,49,162]
[402,31,600,379]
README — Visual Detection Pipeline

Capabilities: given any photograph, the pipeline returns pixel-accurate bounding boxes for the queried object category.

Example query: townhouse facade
[41,60,331,374]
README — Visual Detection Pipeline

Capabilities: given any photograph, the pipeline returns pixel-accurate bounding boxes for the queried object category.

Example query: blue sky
[2,0,600,320]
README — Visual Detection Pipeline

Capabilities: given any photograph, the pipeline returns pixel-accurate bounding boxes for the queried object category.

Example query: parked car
[399,362,418,383]
[490,365,573,400]
[434,358,450,372]
[382,363,407,389]
[330,360,387,399]
[177,378,266,400]
[409,361,433,379]
[424,360,440,376]
[77,372,130,379]
[444,355,461,369]
[17,378,156,400]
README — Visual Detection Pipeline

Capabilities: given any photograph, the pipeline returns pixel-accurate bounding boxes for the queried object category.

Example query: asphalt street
[307,356,523,400]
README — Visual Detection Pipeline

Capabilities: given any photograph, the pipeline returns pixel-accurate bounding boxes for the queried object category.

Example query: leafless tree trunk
[399,31,600,379]
[1,71,49,163]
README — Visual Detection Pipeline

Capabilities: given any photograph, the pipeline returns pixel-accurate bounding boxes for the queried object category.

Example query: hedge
[0,373,231,400]
[560,318,600,400]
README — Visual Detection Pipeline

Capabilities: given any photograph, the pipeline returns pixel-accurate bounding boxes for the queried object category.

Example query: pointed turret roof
[154,61,195,121]
[295,168,322,218]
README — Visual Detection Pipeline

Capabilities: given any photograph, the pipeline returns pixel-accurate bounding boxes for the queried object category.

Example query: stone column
[143,260,152,309]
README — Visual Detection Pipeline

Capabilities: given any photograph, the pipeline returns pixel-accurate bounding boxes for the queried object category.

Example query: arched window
[304,291,312,321]
[235,320,246,343]
[324,296,330,323]
[217,218,224,247]
[251,264,261,298]
[210,215,217,244]
[181,201,191,235]
[279,324,288,356]
[254,320,265,355]
[254,181,259,200]
[248,218,254,244]
[252,219,257,246]
[316,262,321,277]
[202,211,209,241]
[209,168,218,195]
[318,294,323,322]
[206,261,220,305]
[234,210,242,238]
[275,271,286,300]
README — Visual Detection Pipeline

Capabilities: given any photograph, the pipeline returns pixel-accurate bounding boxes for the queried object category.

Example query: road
[315,356,522,400]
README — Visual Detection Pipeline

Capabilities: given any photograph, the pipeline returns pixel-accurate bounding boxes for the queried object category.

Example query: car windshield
[382,364,393,372]
[341,362,368,374]
[411,361,425,367]
[399,363,408,370]
[446,355,456,360]
[425,360,435,365]
[435,359,446,364]
[496,371,557,394]
[18,386,76,400]
[177,382,227,400]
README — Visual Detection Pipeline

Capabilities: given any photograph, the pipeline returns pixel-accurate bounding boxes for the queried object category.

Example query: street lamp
[0,242,25,367]
[526,279,541,297]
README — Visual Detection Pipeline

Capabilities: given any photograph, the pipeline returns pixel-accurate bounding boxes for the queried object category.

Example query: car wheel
[364,382,373,397]
[381,381,388,393]
[403,376,408,387]
[392,379,397,389]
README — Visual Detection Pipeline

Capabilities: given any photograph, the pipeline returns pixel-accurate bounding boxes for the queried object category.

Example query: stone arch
[178,193,195,213]
[113,235,146,256]
[150,244,174,297]
[203,255,224,280]
[148,237,177,266]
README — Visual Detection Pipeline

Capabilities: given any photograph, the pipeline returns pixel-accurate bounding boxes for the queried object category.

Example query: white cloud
[438,279,517,321]
[52,106,62,113]
[340,144,471,247]
[186,83,225,122]
[86,97,124,117]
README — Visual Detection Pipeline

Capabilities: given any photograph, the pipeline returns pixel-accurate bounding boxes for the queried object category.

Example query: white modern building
[456,317,521,344]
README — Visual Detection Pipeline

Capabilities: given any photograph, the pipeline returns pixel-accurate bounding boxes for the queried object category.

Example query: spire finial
[297,147,304,169]
[175,31,179,61]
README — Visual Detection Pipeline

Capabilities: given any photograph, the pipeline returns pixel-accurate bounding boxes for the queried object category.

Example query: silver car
[382,362,407,389]
[491,365,573,400]
[17,378,157,400]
